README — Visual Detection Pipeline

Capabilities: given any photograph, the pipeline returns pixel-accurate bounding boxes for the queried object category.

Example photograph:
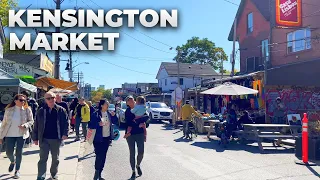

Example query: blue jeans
[6,137,24,171]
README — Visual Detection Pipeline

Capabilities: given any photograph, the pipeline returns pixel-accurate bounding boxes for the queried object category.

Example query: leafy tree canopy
[91,88,112,103]
[174,37,228,71]
[0,0,17,27]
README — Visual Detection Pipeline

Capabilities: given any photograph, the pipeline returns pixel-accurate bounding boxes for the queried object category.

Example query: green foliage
[91,88,112,103]
[0,0,17,27]
[174,37,228,71]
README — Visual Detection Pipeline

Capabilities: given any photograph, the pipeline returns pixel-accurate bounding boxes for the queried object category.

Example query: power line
[133,29,173,48]
[114,52,173,61]
[119,30,175,54]
[221,0,320,19]
[84,52,156,76]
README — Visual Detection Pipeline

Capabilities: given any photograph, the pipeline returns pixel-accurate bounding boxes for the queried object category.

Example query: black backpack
[28,98,39,118]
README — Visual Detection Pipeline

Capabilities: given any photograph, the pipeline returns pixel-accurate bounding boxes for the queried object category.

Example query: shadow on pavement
[190,139,295,154]
[174,137,193,143]
[23,149,40,156]
[306,166,320,177]
[65,155,78,160]
[78,152,95,162]
[64,140,76,145]
[161,124,176,131]
[0,174,10,178]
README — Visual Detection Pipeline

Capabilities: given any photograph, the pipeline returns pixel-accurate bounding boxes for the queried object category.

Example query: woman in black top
[124,96,148,180]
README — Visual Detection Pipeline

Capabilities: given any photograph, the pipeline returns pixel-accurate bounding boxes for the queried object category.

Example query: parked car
[108,104,115,112]
[146,102,173,123]
[117,101,128,127]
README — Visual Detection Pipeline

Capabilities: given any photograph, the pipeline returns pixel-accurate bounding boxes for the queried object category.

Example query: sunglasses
[18,99,26,102]
[45,97,55,100]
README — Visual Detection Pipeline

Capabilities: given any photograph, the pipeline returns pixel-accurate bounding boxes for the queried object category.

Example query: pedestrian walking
[74,97,90,141]
[87,101,96,116]
[69,98,79,133]
[88,99,118,180]
[0,94,34,179]
[56,94,70,147]
[124,96,149,180]
[32,92,69,180]
[21,91,38,148]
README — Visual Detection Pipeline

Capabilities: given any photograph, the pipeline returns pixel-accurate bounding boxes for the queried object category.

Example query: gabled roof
[228,0,271,41]
[4,54,41,68]
[156,62,218,79]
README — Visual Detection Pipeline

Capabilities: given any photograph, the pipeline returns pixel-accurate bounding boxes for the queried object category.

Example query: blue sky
[12,0,241,89]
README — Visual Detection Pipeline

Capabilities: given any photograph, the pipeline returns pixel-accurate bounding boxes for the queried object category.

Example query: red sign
[276,0,302,27]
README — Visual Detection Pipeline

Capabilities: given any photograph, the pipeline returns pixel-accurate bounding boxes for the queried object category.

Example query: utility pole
[231,17,237,77]
[221,58,224,83]
[54,0,61,79]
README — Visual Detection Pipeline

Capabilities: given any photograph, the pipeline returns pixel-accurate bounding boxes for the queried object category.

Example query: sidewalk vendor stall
[0,69,37,119]
[35,77,78,102]
[200,82,259,138]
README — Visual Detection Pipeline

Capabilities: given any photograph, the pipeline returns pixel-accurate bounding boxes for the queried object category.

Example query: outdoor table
[241,124,301,152]
[206,120,221,138]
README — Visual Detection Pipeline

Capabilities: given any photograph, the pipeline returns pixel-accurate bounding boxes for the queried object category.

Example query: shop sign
[276,0,302,27]
[0,59,33,76]
[0,91,14,104]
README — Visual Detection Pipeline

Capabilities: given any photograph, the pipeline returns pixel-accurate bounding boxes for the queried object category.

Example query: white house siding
[157,68,203,92]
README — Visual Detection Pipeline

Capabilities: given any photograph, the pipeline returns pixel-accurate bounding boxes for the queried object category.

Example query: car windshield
[121,102,127,109]
[109,104,115,108]
[151,103,168,108]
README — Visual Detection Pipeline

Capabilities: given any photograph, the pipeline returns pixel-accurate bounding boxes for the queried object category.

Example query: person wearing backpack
[21,91,38,148]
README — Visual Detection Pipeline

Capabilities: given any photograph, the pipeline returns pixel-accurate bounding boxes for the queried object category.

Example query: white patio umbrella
[49,88,73,96]
[200,82,258,95]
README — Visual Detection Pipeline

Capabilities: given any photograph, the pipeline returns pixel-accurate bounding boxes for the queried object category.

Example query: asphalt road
[77,122,320,180]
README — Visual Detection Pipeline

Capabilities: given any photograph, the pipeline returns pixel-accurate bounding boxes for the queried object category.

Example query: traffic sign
[175,87,183,103]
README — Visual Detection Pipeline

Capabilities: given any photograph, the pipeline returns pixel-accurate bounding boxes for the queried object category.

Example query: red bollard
[302,113,308,163]
[295,113,316,166]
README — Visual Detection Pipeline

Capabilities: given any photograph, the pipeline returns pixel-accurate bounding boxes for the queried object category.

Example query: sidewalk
[0,134,81,180]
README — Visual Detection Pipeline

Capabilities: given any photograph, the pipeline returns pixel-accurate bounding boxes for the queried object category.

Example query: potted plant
[295,118,320,160]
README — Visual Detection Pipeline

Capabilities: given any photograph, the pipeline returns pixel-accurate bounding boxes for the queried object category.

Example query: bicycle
[185,114,199,140]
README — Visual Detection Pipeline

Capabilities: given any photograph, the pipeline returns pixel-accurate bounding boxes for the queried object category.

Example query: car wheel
[149,113,154,123]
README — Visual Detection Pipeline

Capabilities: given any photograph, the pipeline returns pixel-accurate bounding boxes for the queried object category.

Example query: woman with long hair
[0,94,34,179]
[88,99,118,180]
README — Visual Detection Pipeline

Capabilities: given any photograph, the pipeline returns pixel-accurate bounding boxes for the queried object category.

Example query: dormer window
[247,12,253,34]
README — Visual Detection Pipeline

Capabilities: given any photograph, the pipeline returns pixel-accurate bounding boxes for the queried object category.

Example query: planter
[295,137,320,160]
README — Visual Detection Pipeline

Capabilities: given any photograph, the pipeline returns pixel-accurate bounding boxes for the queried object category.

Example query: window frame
[287,28,311,54]
[179,78,184,85]
[247,12,253,34]
[261,39,269,62]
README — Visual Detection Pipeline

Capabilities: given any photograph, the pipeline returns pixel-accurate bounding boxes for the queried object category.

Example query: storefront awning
[0,69,37,92]
[35,77,78,91]
[266,59,320,86]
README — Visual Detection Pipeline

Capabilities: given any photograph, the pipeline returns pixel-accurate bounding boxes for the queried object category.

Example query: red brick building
[229,0,320,75]
[228,0,320,120]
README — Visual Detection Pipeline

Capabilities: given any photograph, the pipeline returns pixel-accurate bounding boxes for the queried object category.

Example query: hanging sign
[276,0,302,27]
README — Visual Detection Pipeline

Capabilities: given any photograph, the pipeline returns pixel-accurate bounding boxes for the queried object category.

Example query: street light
[65,62,89,82]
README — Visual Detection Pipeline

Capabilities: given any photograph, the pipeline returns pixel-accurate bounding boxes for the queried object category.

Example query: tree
[0,0,17,27]
[90,88,112,102]
[224,69,240,75]
[174,37,228,71]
